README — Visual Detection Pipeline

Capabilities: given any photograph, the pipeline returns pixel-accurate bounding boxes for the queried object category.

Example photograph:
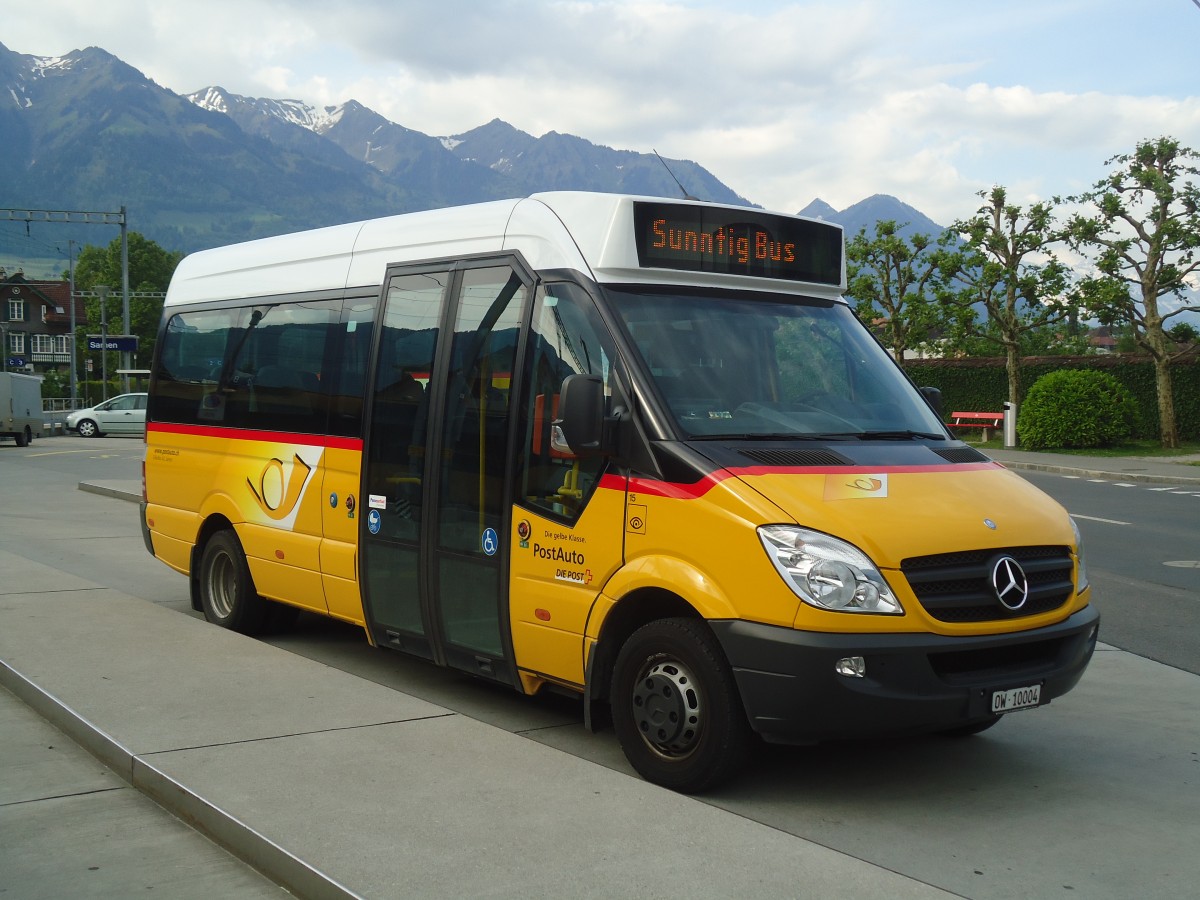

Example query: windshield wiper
[850,430,947,441]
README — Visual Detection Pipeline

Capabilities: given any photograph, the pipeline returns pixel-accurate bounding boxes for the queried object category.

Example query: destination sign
[632,201,843,286]
[86,335,139,352]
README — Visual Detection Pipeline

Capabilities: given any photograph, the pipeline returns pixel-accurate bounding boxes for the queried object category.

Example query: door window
[435,266,527,654]
[518,283,617,522]
[362,270,447,638]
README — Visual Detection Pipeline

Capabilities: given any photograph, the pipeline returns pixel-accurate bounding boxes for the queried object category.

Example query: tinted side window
[329,298,376,438]
[152,300,343,435]
[152,307,242,425]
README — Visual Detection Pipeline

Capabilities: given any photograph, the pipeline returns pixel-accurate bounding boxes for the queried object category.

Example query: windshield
[605,287,947,439]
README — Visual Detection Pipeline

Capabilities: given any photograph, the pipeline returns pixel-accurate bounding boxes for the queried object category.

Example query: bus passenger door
[361,262,529,686]
[361,269,447,662]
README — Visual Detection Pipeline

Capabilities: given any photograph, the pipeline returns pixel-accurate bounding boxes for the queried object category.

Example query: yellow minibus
[142,192,1098,792]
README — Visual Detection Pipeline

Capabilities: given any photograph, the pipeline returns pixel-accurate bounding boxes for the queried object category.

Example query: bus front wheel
[611,617,750,793]
[199,530,268,634]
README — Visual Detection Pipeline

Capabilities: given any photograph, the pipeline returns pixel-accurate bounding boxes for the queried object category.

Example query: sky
[4,0,1200,227]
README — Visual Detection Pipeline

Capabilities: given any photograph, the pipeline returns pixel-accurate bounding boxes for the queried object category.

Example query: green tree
[938,186,1072,407]
[845,220,947,366]
[69,232,184,371]
[1167,321,1199,345]
[1065,137,1200,448]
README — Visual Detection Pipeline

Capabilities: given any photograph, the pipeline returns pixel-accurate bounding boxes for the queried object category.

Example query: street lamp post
[68,240,78,407]
[96,284,109,402]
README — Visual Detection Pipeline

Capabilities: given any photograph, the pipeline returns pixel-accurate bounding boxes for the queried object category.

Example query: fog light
[835,656,866,678]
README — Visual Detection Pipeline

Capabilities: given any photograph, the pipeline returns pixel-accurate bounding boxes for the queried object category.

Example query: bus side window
[518,283,615,521]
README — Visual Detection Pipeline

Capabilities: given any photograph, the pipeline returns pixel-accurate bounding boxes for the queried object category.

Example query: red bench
[949,411,1004,441]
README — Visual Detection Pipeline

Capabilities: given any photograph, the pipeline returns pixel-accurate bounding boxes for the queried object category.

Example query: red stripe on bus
[147,421,363,451]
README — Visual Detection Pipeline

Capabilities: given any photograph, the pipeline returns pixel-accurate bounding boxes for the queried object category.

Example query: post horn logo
[248,453,313,520]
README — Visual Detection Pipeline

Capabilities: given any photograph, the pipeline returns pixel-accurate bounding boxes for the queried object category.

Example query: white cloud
[5,0,1200,228]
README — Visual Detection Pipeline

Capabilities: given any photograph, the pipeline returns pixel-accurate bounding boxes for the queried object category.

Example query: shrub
[1017,369,1139,450]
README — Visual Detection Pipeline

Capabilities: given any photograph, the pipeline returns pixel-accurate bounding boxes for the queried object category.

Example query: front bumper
[139,501,155,556]
[711,605,1099,743]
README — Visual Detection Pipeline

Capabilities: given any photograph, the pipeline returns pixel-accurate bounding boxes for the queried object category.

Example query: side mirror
[920,386,943,417]
[552,373,605,455]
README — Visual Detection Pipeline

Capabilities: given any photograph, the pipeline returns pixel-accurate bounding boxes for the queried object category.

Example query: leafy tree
[1166,321,1198,345]
[845,220,948,366]
[72,232,182,293]
[938,186,1073,407]
[1065,137,1200,448]
[39,368,68,400]
[68,232,184,371]
[947,320,1092,358]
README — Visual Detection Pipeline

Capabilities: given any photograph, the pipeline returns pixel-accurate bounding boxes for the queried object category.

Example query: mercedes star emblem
[991,556,1029,610]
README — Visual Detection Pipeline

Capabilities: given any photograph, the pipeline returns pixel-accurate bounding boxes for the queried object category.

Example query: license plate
[991,683,1042,714]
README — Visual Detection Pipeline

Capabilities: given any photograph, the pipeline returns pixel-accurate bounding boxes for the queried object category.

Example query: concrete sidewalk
[0,580,955,899]
[6,446,1197,899]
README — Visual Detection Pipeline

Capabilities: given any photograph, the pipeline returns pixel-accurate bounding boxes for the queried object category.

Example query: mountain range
[0,42,948,262]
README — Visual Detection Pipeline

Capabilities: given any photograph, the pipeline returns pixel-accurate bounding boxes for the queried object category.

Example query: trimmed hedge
[907,353,1200,441]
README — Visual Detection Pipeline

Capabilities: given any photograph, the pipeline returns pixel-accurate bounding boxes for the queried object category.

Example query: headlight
[758,525,903,615]
[1070,516,1089,593]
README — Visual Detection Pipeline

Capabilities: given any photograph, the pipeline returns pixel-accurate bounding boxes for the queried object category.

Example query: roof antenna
[654,149,700,201]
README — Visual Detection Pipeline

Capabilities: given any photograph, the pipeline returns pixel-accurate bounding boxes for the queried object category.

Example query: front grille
[901,545,1074,623]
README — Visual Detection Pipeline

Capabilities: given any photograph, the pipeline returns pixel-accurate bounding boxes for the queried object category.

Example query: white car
[66,393,148,437]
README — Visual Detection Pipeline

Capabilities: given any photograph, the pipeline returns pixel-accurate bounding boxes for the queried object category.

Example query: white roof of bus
[163,192,845,306]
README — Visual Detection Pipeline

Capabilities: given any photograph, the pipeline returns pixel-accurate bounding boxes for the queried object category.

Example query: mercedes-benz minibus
[141,192,1098,791]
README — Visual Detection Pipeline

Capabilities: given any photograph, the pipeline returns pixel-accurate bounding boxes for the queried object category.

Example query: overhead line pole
[1,206,131,393]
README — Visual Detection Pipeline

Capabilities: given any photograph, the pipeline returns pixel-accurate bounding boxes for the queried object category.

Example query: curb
[0,659,360,900]
[78,481,142,503]
[993,459,1200,487]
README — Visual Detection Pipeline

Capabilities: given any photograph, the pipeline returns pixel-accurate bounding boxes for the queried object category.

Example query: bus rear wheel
[611,617,750,793]
[199,530,268,634]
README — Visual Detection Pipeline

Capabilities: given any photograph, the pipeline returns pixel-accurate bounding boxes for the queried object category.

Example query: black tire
[77,419,99,438]
[198,530,268,634]
[15,426,30,447]
[611,617,751,793]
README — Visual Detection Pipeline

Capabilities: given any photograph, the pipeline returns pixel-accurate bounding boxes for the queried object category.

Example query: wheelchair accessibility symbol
[367,509,381,535]
[481,527,499,556]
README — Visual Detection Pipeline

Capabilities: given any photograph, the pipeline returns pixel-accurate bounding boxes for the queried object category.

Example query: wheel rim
[79,421,95,437]
[206,550,237,619]
[630,657,704,758]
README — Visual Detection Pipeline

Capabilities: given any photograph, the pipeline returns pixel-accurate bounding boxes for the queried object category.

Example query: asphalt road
[1019,470,1200,675]
[4,434,1200,899]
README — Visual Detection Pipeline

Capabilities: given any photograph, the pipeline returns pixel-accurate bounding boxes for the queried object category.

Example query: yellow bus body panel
[319,445,366,625]
[509,485,628,687]
[145,427,368,623]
